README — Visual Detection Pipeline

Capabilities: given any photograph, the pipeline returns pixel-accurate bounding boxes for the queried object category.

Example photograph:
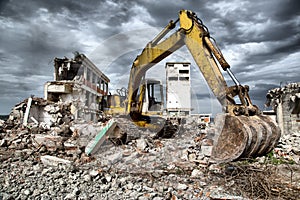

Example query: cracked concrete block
[40,155,72,167]
[201,146,213,157]
[33,134,64,151]
[136,138,148,151]
[85,119,117,155]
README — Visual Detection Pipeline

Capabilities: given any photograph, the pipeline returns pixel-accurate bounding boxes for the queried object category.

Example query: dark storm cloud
[0,0,299,114]
[135,0,216,27]
[270,0,300,21]
[250,83,280,101]
[206,0,300,41]
[1,0,98,20]
[248,83,283,109]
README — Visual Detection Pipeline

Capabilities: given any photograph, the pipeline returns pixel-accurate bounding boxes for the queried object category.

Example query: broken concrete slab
[40,155,72,167]
[0,119,4,127]
[136,138,148,152]
[33,134,64,151]
[190,168,203,178]
[85,119,117,155]
[0,139,8,147]
[201,146,213,157]
[23,96,33,127]
[67,123,106,149]
[44,104,60,114]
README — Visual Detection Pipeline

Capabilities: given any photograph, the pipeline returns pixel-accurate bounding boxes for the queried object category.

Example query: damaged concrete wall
[266,82,300,135]
[44,53,110,122]
[5,97,73,129]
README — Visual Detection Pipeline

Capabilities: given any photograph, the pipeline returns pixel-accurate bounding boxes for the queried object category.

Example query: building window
[168,77,178,81]
[179,70,189,74]
[179,77,189,81]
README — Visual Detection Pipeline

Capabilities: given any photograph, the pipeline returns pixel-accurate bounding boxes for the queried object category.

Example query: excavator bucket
[211,114,281,163]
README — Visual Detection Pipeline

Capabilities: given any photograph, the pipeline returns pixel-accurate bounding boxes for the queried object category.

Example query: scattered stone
[64,193,76,200]
[136,138,148,151]
[177,183,188,190]
[33,134,64,151]
[201,146,213,157]
[83,174,91,182]
[0,98,299,200]
[104,173,112,182]
[0,139,8,147]
[40,155,72,167]
[89,169,99,177]
[191,168,203,178]
[208,186,245,200]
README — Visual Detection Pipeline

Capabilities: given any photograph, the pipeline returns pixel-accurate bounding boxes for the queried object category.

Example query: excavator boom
[124,10,280,162]
[128,10,255,114]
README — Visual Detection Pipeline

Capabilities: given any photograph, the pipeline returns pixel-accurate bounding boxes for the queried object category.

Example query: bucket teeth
[211,114,281,163]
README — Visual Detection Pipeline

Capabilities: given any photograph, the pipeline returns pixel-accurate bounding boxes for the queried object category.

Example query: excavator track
[211,114,281,162]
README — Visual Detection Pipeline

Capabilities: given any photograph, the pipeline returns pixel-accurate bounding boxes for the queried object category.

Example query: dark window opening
[179,70,189,74]
[179,77,189,81]
[168,77,178,81]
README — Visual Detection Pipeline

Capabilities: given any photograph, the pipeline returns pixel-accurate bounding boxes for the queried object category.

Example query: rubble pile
[0,113,241,200]
[266,82,300,108]
[0,97,110,163]
[1,100,300,199]
[266,82,300,135]
[274,131,300,163]
[4,97,73,131]
[265,82,300,164]
[92,119,213,173]
[0,153,247,200]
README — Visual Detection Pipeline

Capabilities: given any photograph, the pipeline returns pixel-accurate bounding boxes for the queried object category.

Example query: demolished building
[3,53,111,134]
[44,53,110,122]
[266,82,300,135]
[1,53,114,161]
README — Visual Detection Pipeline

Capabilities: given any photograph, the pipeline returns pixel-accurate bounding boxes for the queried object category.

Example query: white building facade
[165,62,191,116]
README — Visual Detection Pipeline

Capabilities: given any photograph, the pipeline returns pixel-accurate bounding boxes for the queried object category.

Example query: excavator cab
[140,79,164,115]
[100,79,164,117]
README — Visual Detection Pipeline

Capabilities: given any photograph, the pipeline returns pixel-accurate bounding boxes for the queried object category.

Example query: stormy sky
[0,0,299,115]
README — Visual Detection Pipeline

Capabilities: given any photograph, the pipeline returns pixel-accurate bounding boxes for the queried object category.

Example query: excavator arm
[125,10,280,162]
[127,10,257,117]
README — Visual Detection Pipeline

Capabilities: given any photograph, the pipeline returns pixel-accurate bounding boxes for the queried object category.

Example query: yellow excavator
[101,10,281,162]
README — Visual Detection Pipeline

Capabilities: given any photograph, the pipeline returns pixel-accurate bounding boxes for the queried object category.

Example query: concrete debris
[40,155,72,167]
[4,97,74,130]
[190,168,203,178]
[208,186,246,200]
[266,82,300,135]
[89,169,100,177]
[33,134,65,151]
[176,183,188,190]
[45,53,110,123]
[23,96,33,126]
[1,110,299,199]
[201,146,213,157]
[85,119,117,155]
[136,138,149,152]
[0,95,115,164]
[0,85,300,199]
